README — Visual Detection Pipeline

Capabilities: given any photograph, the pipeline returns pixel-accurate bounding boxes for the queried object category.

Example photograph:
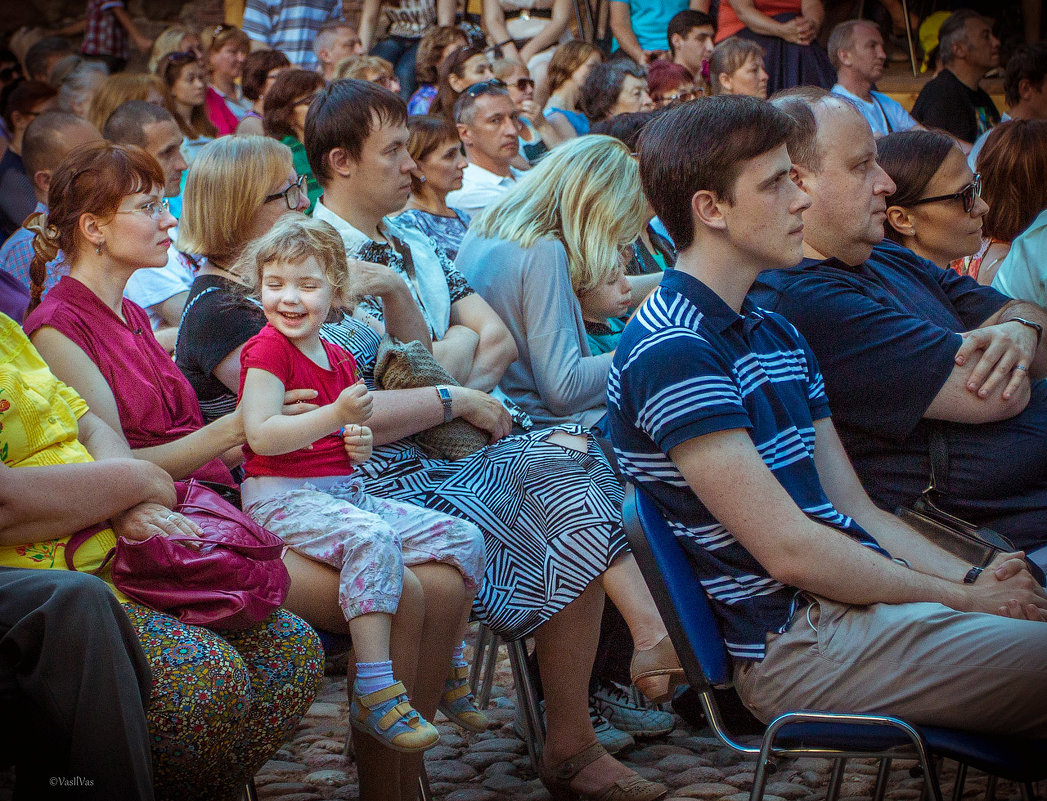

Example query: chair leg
[1020,782,1036,801]
[872,758,892,801]
[418,765,433,801]
[826,758,848,801]
[507,636,545,772]
[920,756,945,801]
[243,779,258,801]
[469,622,491,695]
[984,775,997,801]
[475,627,501,710]
[748,746,776,801]
[950,762,968,801]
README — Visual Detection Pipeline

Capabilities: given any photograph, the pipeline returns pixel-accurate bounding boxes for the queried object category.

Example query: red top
[23,276,235,486]
[716,0,801,41]
[205,87,240,137]
[238,323,360,479]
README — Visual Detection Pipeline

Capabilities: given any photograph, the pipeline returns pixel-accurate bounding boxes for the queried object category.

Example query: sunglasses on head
[464,78,507,98]
[910,173,982,214]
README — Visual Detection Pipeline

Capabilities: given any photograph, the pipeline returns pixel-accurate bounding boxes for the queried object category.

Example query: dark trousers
[0,568,154,800]
[370,35,420,99]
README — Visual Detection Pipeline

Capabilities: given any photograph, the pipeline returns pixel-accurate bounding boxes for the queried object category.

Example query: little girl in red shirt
[236,215,486,753]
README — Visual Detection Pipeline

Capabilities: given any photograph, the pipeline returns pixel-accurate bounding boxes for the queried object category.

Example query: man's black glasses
[910,173,982,214]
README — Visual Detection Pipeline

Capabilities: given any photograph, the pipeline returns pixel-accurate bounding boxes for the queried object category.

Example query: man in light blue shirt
[828,19,918,137]
[608,0,689,65]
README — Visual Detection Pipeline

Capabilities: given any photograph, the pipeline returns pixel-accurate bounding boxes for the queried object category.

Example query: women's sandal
[350,680,440,753]
[630,635,686,704]
[539,741,668,801]
[437,665,489,732]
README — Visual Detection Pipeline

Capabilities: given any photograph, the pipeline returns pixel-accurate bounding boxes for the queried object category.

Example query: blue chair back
[623,484,731,687]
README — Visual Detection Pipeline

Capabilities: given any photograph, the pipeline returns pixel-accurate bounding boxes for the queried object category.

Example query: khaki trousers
[734,597,1047,737]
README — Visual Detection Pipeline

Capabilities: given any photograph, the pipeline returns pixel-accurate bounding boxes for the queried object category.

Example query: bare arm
[0,458,176,545]
[609,2,647,64]
[543,110,579,141]
[449,293,518,391]
[799,0,824,32]
[240,367,371,456]
[359,0,382,52]
[367,384,512,445]
[111,5,153,51]
[432,325,480,384]
[627,273,662,307]
[518,0,573,64]
[668,428,1047,618]
[482,0,519,61]
[436,0,455,27]
[726,0,814,43]
[30,326,246,480]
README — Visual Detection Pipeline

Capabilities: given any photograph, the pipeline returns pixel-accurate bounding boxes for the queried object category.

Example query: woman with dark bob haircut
[578,59,653,124]
[236,49,290,135]
[980,119,1047,300]
[263,69,325,212]
[877,129,989,275]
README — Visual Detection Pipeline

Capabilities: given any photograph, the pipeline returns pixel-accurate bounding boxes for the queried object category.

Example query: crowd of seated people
[1,3,1046,799]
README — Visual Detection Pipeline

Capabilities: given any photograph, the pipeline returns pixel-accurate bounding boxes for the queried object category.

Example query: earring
[95,240,103,255]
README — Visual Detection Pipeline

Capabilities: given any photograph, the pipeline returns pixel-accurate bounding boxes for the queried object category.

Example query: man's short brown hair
[638,95,794,251]
[304,78,408,187]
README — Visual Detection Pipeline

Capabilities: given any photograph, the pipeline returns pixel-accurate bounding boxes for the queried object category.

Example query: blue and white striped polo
[607,269,889,661]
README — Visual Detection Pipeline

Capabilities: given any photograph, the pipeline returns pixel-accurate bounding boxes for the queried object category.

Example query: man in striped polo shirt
[608,96,1047,736]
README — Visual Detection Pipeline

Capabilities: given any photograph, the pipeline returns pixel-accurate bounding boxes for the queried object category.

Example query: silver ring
[1016,364,1028,371]
[165,513,177,521]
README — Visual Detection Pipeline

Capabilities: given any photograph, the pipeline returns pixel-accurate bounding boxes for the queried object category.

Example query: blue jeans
[371,35,420,99]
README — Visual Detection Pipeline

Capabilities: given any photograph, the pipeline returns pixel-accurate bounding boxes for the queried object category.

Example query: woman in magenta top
[23,142,266,486]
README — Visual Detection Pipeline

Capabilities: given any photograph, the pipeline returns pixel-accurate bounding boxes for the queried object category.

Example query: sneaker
[591,680,675,738]
[437,665,489,733]
[350,680,440,753]
[511,698,635,754]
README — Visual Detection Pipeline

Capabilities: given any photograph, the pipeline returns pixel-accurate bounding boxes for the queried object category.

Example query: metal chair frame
[623,484,1043,801]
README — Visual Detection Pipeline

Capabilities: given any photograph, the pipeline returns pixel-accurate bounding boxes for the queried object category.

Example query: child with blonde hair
[236,215,487,752]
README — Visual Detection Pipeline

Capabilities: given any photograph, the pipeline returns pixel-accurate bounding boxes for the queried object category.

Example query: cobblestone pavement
[256,633,1043,801]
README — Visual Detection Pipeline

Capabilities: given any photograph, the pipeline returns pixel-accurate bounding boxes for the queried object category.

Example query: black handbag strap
[926,422,950,496]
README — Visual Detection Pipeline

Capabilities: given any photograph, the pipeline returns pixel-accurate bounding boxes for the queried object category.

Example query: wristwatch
[435,385,453,423]
[1009,317,1043,347]
[963,566,984,584]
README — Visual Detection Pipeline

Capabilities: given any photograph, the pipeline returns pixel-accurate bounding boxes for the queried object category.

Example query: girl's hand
[335,380,373,424]
[342,424,373,465]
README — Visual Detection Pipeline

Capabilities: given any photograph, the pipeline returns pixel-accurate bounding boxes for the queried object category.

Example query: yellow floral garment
[0,313,118,575]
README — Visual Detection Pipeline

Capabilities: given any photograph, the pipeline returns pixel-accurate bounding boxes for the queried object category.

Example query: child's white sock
[451,641,468,669]
[355,660,395,695]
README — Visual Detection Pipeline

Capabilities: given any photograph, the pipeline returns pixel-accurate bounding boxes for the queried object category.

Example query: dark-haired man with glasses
[751,87,1047,564]
[446,80,525,220]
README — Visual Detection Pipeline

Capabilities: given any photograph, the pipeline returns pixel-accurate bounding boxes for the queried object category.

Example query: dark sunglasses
[464,78,507,98]
[910,173,982,214]
[510,77,534,91]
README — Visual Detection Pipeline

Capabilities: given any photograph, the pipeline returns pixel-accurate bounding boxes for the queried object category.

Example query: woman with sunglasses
[877,129,989,273]
[262,69,325,214]
[492,57,563,164]
[158,50,217,166]
[21,140,324,801]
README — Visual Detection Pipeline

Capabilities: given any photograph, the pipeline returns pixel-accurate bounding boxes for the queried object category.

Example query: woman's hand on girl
[455,388,513,444]
[342,424,374,465]
[335,380,374,425]
[283,388,321,415]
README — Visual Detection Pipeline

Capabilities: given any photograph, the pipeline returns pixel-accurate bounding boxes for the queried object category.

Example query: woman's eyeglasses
[264,175,306,210]
[116,197,171,221]
[910,173,982,214]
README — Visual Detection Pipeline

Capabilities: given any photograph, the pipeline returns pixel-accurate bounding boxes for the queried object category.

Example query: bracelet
[963,565,984,584]
[1008,316,1043,348]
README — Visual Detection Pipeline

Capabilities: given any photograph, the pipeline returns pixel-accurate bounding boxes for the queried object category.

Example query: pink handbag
[66,479,290,629]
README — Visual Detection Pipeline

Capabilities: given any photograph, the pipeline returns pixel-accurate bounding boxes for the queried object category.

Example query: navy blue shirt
[608,269,889,661]
[749,241,1047,550]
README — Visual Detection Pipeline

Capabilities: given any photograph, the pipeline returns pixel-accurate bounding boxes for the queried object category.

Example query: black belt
[504,7,553,21]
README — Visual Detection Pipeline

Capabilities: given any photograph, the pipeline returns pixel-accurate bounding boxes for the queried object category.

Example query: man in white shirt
[446,82,526,220]
[828,19,919,138]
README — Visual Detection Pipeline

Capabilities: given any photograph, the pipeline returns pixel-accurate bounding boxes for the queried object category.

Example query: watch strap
[435,385,453,423]
[1009,316,1043,347]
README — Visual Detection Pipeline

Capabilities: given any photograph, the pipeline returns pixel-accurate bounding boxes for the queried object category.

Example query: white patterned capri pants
[244,475,485,621]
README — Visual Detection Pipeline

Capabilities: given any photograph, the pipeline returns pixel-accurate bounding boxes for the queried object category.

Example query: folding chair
[622,484,1047,801]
